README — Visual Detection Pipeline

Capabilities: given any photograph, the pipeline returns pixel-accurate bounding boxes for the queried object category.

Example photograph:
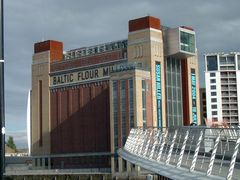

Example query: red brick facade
[50,49,127,72]
[129,16,160,32]
[181,58,190,125]
[34,40,63,62]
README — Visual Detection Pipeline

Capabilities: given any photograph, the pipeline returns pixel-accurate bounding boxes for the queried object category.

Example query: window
[180,31,195,53]
[142,79,147,128]
[113,81,118,151]
[210,85,216,90]
[211,98,217,103]
[202,93,206,99]
[212,111,218,115]
[129,79,134,128]
[211,105,217,109]
[166,57,183,127]
[207,56,218,71]
[210,79,216,84]
[210,73,216,77]
[211,92,217,96]
[120,80,126,145]
[227,56,235,64]
[220,57,226,65]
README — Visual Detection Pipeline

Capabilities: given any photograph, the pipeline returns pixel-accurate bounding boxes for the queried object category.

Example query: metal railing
[119,126,240,180]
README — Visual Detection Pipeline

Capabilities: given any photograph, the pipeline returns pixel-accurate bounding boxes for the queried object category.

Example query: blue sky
[4,0,240,148]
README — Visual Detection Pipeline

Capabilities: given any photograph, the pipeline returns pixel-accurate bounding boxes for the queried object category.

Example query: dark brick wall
[50,81,110,168]
[50,49,127,72]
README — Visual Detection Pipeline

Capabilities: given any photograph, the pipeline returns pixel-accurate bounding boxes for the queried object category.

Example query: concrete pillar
[89,175,93,180]
[118,157,123,174]
[111,157,115,176]
[37,158,41,169]
[42,158,45,169]
[48,157,51,169]
[127,161,131,173]
[135,165,140,176]
[32,158,36,169]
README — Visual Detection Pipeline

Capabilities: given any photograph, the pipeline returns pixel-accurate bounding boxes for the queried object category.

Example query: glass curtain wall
[129,79,134,128]
[120,80,126,145]
[113,81,118,152]
[166,57,183,126]
[180,31,195,53]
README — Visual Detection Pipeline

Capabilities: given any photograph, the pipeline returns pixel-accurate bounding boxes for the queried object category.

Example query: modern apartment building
[205,52,240,125]
[31,16,201,173]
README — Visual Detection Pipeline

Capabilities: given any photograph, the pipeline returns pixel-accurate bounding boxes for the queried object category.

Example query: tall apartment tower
[205,52,240,125]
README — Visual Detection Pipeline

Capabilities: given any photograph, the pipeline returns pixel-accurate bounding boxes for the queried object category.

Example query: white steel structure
[119,127,240,180]
[205,52,240,125]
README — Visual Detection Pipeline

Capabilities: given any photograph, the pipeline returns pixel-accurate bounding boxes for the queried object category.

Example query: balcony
[230,105,238,110]
[222,105,229,109]
[229,85,237,90]
[229,80,237,84]
[220,66,236,71]
[221,80,228,84]
[222,92,229,96]
[230,93,237,97]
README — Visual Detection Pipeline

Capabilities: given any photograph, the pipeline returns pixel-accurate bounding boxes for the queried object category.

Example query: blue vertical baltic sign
[156,62,162,128]
[191,69,197,124]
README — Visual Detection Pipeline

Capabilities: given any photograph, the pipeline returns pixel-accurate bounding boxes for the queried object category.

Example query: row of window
[207,55,240,71]
[113,78,134,152]
[166,57,183,126]
[209,71,218,117]
[120,81,126,145]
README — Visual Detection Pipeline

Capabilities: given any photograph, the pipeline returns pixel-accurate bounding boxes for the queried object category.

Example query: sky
[4,0,240,148]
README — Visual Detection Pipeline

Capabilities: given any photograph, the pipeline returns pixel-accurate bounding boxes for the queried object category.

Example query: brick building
[31,16,200,172]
